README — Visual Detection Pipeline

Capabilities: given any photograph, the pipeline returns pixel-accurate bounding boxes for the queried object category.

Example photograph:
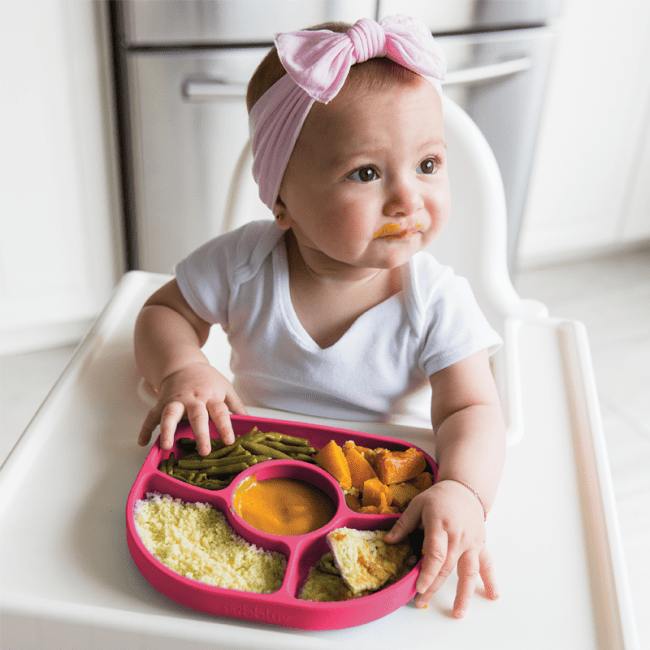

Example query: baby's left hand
[384,479,499,618]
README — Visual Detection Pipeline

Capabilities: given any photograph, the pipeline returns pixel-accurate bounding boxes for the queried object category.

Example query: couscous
[134,492,286,593]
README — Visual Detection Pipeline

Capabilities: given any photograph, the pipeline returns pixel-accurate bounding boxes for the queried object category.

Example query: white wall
[0,0,124,355]
[518,0,650,267]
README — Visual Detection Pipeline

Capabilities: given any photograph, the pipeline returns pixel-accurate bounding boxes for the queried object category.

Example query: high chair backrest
[430,96,531,332]
[222,95,529,337]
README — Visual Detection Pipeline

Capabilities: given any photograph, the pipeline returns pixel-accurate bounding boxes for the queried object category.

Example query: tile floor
[1,247,649,647]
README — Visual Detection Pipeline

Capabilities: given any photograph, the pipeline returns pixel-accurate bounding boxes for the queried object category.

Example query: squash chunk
[409,471,433,491]
[342,441,376,464]
[362,478,393,508]
[344,492,362,512]
[359,493,398,514]
[389,482,422,511]
[315,440,352,490]
[344,446,377,489]
[374,448,426,485]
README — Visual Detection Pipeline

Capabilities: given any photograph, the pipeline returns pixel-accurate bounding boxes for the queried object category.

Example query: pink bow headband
[249,15,447,210]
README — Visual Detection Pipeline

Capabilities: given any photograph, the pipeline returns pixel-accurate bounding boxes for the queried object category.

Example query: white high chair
[208,94,548,445]
[0,97,639,649]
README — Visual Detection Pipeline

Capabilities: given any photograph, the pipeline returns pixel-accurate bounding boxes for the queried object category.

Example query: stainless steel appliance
[111,0,560,274]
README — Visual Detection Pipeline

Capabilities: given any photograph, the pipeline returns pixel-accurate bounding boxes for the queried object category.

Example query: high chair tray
[126,415,438,630]
[0,271,639,649]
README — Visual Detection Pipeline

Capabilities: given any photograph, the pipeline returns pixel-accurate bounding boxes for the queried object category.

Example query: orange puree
[233,475,335,536]
[373,222,424,239]
[373,223,401,239]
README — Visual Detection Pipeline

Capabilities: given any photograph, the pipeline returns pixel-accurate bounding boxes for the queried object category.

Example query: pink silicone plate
[126,415,437,630]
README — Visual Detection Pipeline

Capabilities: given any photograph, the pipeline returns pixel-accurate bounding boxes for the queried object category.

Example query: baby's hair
[246,21,421,113]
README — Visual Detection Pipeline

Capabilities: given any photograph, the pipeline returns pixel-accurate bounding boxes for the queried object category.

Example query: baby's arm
[134,279,247,455]
[384,349,506,617]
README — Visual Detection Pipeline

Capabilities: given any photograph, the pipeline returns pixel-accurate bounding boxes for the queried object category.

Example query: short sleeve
[175,220,281,326]
[407,253,503,377]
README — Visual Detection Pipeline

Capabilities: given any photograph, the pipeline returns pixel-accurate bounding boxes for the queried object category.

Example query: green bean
[264,432,312,447]
[291,453,317,463]
[177,458,214,469]
[249,455,273,463]
[225,446,250,457]
[177,438,198,452]
[176,437,225,454]
[200,441,249,461]
[200,479,232,490]
[232,427,267,445]
[243,454,275,467]
[161,427,322,490]
[169,472,194,485]
[186,432,254,460]
[203,444,237,460]
[233,428,256,444]
[204,462,250,476]
[170,466,196,478]
[241,441,292,459]
[262,440,318,455]
[178,454,248,469]
[158,453,175,474]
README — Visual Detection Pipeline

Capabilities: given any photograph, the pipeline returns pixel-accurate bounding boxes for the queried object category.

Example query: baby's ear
[273,197,291,230]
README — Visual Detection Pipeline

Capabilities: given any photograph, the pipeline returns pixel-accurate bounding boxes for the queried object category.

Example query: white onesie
[176,220,502,422]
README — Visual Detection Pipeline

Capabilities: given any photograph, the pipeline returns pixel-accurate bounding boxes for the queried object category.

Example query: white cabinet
[518,0,650,267]
[0,0,123,355]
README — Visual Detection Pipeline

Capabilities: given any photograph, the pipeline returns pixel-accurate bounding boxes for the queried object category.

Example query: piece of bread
[326,527,413,594]
[298,553,369,602]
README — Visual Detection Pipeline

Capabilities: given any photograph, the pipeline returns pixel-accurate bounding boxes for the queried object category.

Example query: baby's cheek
[324,216,365,242]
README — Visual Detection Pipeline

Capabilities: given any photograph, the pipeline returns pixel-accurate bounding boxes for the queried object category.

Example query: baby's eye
[416,158,437,175]
[347,166,379,183]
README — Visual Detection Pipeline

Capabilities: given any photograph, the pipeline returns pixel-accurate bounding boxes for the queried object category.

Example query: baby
[135,15,506,618]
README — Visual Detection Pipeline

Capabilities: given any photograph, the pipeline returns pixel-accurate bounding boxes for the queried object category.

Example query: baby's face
[276,74,450,273]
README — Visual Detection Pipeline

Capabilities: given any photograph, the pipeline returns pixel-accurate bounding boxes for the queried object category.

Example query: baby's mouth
[373,222,424,240]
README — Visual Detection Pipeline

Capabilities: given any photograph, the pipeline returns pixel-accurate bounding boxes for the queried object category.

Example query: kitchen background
[1,0,649,646]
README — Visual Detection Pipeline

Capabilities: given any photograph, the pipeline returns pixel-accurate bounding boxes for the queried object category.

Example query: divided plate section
[126,414,437,630]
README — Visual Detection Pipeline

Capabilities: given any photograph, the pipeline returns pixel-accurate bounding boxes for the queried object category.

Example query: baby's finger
[207,399,236,447]
[138,404,163,447]
[159,401,185,450]
[416,526,448,597]
[453,550,480,618]
[428,542,463,598]
[478,548,500,600]
[185,403,212,456]
[224,389,248,418]
[383,499,423,544]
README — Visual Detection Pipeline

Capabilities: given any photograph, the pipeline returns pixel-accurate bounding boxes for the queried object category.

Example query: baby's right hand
[137,362,247,456]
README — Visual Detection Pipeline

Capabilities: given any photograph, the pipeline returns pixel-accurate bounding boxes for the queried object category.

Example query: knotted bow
[249,15,447,209]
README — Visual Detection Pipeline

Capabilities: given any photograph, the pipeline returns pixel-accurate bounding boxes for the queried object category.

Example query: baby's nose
[383,177,423,216]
